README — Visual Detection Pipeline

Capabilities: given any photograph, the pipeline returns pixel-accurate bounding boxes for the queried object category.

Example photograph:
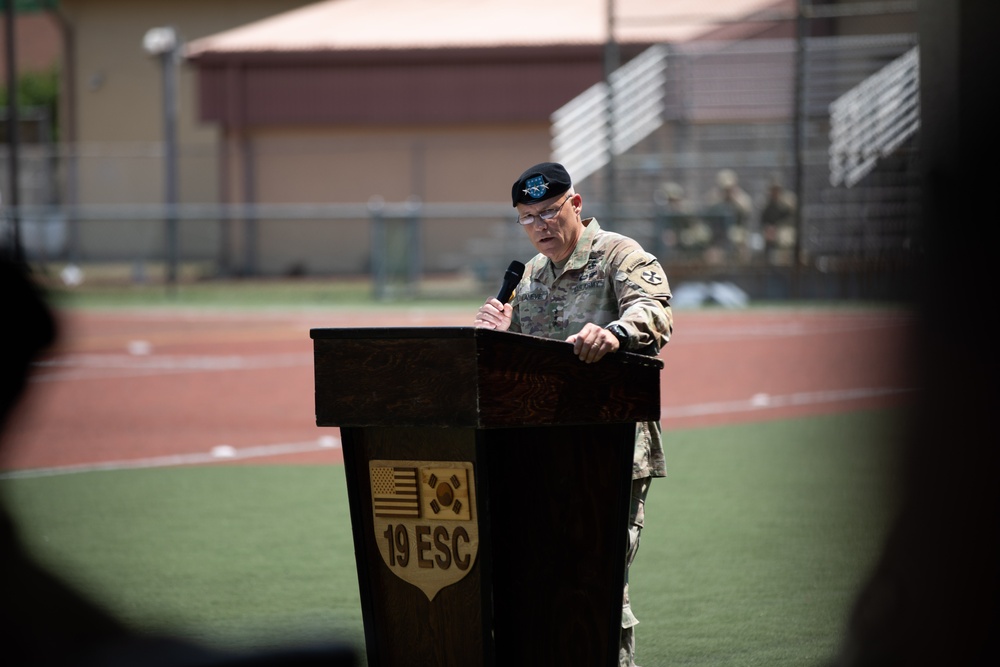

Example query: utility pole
[792,0,807,298]
[603,0,619,225]
[3,0,24,263]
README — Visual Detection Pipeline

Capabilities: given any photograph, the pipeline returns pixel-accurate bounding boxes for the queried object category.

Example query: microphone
[496,260,525,303]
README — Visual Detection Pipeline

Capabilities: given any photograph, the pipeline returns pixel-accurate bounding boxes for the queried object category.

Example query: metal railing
[551,45,669,183]
[829,46,920,187]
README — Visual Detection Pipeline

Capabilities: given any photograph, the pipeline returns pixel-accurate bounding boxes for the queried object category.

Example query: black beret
[511,162,572,207]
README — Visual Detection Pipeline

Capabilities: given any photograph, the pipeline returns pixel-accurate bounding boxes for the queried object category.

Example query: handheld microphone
[496,260,525,303]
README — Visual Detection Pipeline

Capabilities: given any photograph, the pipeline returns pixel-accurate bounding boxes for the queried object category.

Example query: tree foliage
[1,66,59,140]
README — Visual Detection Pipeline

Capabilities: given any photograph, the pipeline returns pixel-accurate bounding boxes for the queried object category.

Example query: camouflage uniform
[507,217,672,667]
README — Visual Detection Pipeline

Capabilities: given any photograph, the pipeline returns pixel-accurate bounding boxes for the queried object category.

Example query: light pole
[143,26,180,289]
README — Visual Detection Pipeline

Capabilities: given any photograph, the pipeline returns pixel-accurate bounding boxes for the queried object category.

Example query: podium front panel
[341,426,488,667]
[341,422,633,667]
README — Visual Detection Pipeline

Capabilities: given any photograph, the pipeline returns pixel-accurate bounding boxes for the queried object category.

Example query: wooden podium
[310,327,662,667]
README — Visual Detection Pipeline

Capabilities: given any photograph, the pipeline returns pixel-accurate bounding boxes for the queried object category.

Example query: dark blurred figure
[758,177,796,266]
[700,168,755,263]
[653,181,712,262]
[0,258,356,666]
[830,2,999,665]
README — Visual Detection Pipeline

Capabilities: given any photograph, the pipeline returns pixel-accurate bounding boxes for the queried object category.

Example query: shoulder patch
[622,250,655,274]
[636,267,667,289]
[619,250,670,295]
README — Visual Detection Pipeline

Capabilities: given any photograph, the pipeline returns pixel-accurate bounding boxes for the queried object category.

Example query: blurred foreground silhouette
[831,3,1000,665]
[0,256,357,666]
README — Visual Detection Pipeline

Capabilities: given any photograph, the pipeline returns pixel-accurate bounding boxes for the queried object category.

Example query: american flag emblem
[371,466,420,518]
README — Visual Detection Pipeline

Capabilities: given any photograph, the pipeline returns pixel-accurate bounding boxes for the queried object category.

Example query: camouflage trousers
[620,477,651,667]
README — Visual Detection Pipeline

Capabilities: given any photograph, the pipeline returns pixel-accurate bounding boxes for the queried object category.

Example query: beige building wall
[57,1,550,275]
[61,0,314,206]
[224,122,552,276]
[242,123,552,204]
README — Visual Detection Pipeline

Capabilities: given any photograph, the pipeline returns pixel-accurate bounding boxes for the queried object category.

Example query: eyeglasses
[516,193,573,226]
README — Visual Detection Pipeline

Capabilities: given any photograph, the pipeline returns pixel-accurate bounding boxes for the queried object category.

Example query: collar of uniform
[561,217,601,272]
[529,217,602,281]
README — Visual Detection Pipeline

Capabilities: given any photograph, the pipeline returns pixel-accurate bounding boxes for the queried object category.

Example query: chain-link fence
[577,33,921,301]
[2,33,921,301]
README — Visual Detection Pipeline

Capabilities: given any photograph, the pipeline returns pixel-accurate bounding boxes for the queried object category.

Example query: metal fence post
[405,196,422,299]
[369,196,387,300]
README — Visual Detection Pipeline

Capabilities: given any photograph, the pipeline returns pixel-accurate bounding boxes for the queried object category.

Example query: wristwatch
[606,323,629,351]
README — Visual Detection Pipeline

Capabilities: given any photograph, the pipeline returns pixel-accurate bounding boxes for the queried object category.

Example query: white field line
[662,386,914,419]
[30,353,313,382]
[0,436,342,480]
[0,386,914,480]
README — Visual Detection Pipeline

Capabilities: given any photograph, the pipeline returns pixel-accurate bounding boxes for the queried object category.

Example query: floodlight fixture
[142,26,178,56]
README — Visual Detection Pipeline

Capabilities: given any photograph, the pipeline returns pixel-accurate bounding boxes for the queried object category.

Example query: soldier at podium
[474,162,673,667]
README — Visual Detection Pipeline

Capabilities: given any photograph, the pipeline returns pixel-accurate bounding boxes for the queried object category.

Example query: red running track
[0,306,916,476]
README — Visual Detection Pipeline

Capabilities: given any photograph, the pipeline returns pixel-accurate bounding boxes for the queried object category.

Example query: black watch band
[607,324,629,350]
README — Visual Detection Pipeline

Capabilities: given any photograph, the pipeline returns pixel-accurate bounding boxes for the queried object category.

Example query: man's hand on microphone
[567,323,619,363]
[474,298,512,331]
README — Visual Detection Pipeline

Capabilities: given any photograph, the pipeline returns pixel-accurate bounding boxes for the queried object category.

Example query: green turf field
[1,408,902,666]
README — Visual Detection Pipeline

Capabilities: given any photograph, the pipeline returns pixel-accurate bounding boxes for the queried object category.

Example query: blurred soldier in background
[759,177,797,266]
[701,168,755,263]
[654,181,712,262]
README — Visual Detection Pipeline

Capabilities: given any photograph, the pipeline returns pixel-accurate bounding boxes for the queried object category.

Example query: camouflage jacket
[509,217,672,478]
